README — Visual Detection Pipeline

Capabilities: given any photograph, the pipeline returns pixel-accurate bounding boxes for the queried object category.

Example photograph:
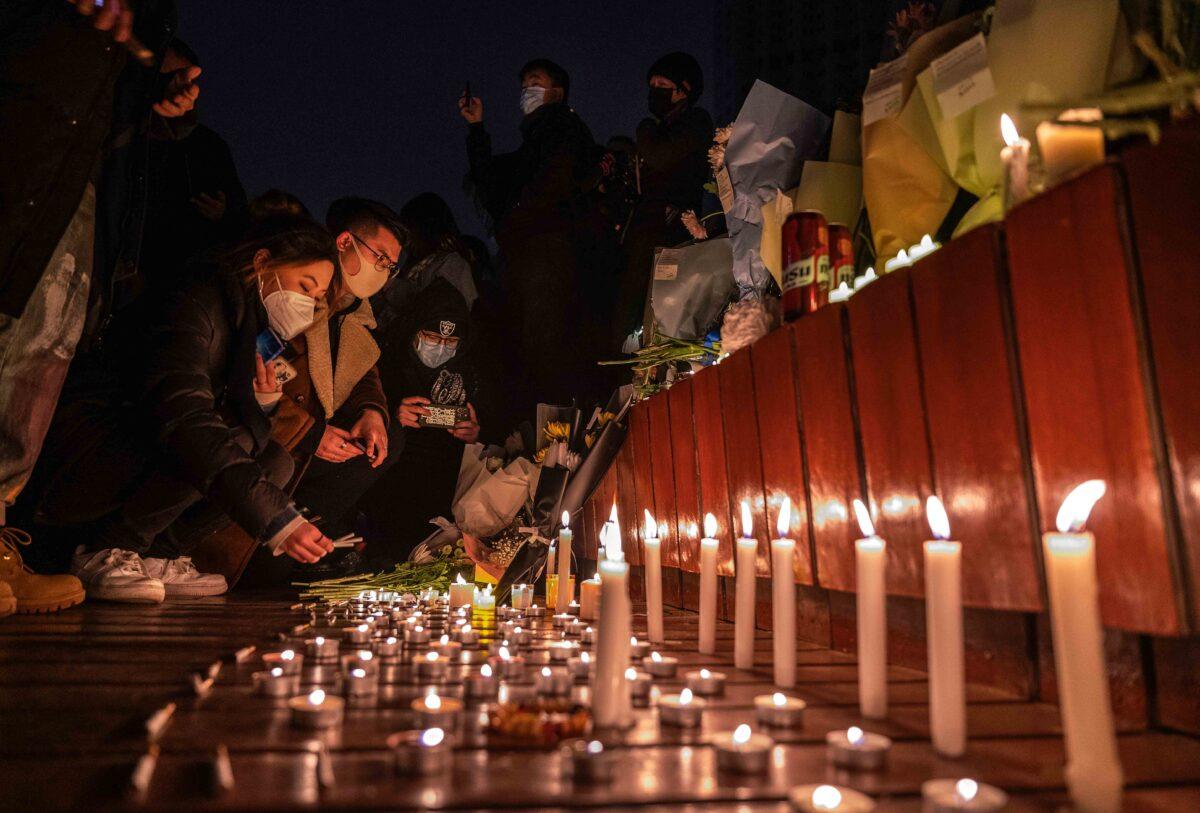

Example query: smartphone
[255,328,286,363]
[347,437,376,461]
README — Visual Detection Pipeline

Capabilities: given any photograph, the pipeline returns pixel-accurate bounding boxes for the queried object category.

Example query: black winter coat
[635,104,714,213]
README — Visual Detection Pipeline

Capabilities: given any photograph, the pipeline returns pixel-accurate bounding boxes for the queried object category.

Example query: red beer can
[828,223,855,292]
[781,210,829,320]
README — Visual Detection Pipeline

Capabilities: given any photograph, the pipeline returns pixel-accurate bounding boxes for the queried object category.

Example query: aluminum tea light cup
[412,693,462,729]
[305,636,339,663]
[626,667,653,702]
[262,648,303,675]
[373,635,401,661]
[629,636,650,659]
[253,667,298,698]
[416,651,449,681]
[552,612,573,630]
[406,625,431,645]
[684,668,726,696]
[643,651,678,679]
[508,626,533,647]
[547,641,577,663]
[789,784,877,812]
[432,635,462,660]
[489,649,525,680]
[466,664,498,699]
[657,688,706,727]
[563,739,614,783]
[921,778,1007,813]
[343,666,378,698]
[755,692,807,728]
[390,727,452,777]
[564,618,586,638]
[713,724,774,774]
[456,625,481,647]
[289,688,344,729]
[343,623,372,645]
[535,666,572,696]
[826,726,891,770]
[580,626,596,645]
[341,649,379,678]
[567,651,594,680]
[566,600,581,617]
[524,604,547,619]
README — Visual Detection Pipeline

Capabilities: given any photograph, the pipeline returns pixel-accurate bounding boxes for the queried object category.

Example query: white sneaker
[142,557,227,598]
[70,548,165,604]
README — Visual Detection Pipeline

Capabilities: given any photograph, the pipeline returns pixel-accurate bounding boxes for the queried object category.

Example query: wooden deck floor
[1,592,1196,811]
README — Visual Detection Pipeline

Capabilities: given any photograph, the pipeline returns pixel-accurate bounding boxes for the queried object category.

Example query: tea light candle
[1000,113,1032,209]
[826,726,891,770]
[448,574,474,608]
[657,688,705,727]
[685,668,726,696]
[466,663,498,699]
[924,496,966,758]
[581,625,596,645]
[772,498,797,688]
[548,641,577,662]
[412,693,462,728]
[557,511,573,610]
[490,647,525,680]
[734,501,757,670]
[432,635,462,660]
[579,576,600,621]
[564,618,586,638]
[416,651,448,681]
[714,724,773,773]
[456,625,480,648]
[1043,480,1123,813]
[524,604,547,619]
[552,612,574,630]
[390,727,452,777]
[407,625,431,645]
[373,635,401,661]
[625,666,652,702]
[306,636,340,662]
[344,623,372,645]
[341,649,378,677]
[643,651,679,679]
[699,513,719,654]
[472,584,496,612]
[921,778,1007,812]
[1036,108,1104,188]
[511,583,533,610]
[509,626,533,647]
[536,666,572,696]
[853,499,887,719]
[568,651,593,680]
[567,600,581,617]
[262,648,302,676]
[628,636,650,660]
[343,666,377,697]
[253,667,297,698]
[564,739,614,783]
[643,510,665,643]
[289,688,344,729]
[755,692,807,728]
[789,784,877,812]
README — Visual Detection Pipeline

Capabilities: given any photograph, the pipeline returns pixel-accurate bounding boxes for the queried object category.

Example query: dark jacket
[0,2,131,315]
[635,104,714,213]
[466,102,596,238]
[138,269,295,539]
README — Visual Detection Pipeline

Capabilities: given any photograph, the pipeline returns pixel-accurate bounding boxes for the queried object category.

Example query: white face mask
[261,273,316,340]
[519,86,547,116]
[344,239,389,300]
[415,336,457,368]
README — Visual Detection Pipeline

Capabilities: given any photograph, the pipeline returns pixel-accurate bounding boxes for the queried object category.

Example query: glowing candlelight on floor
[289,688,344,729]
[853,498,887,719]
[472,584,495,612]
[826,725,891,770]
[448,573,474,608]
[735,501,757,670]
[579,575,600,621]
[713,723,773,773]
[755,691,806,727]
[390,727,452,776]
[699,513,720,654]
[592,509,632,728]
[1036,108,1104,188]
[924,496,965,757]
[511,583,533,610]
[657,687,705,727]
[789,784,877,812]
[1001,113,1032,208]
[771,497,796,688]
[643,510,664,643]
[921,777,1007,812]
[557,511,574,611]
[1044,480,1123,813]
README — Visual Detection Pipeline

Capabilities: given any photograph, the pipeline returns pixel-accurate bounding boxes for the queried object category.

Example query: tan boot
[0,527,85,614]
[0,581,14,617]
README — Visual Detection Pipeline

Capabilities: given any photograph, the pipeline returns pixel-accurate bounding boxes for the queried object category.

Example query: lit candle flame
[414,625,424,633]
[542,666,552,677]
[281,649,295,661]
[651,651,662,663]
[847,726,865,746]
[625,667,638,680]
[455,573,466,585]
[740,501,753,538]
[630,636,638,646]
[733,724,752,745]
[586,740,604,754]
[499,647,511,660]
[777,497,792,538]
[704,513,719,539]
[425,694,441,710]
[386,636,397,645]
[955,778,979,802]
[1000,113,1021,147]
[699,668,711,679]
[308,689,325,705]
[853,499,875,537]
[270,667,283,677]
[480,664,492,677]
[426,651,438,662]
[439,634,449,645]
[314,636,324,645]
[357,650,372,661]
[812,785,843,811]
[679,688,694,705]
[1055,479,1106,533]
[562,510,570,529]
[926,496,951,539]
[351,667,366,679]
[357,624,368,632]
[609,502,618,524]
[644,509,657,539]
[773,692,787,707]
[420,727,445,747]
[605,516,624,562]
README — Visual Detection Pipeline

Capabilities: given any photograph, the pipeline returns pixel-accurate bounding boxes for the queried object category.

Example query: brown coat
[271,298,388,456]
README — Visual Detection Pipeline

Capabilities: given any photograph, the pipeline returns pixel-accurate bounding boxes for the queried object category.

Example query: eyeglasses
[350,233,401,278]
[417,330,460,348]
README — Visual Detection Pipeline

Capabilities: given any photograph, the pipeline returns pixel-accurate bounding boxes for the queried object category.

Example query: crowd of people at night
[0,1,714,614]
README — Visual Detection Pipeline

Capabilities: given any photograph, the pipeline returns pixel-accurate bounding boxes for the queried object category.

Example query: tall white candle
[1044,480,1123,813]
[1000,113,1032,209]
[593,511,632,729]
[557,511,573,611]
[699,513,719,655]
[448,573,474,609]
[643,510,664,644]
[853,499,887,719]
[735,501,757,670]
[924,496,965,757]
[771,498,796,688]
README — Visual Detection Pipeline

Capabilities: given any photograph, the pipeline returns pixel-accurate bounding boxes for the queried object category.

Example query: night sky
[178,1,717,240]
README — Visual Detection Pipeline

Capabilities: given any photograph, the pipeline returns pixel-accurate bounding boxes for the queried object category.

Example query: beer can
[781,210,829,320]
[828,223,855,291]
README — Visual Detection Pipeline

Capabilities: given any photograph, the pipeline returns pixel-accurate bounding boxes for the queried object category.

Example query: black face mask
[648,86,677,119]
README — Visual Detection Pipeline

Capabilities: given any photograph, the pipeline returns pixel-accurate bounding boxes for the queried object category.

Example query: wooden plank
[846,267,933,598]
[691,365,735,574]
[1006,164,1181,634]
[909,224,1042,611]
[612,415,641,566]
[750,325,815,583]
[645,391,679,568]
[791,304,862,592]
[626,401,654,566]
[667,377,701,572]
[717,348,772,576]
